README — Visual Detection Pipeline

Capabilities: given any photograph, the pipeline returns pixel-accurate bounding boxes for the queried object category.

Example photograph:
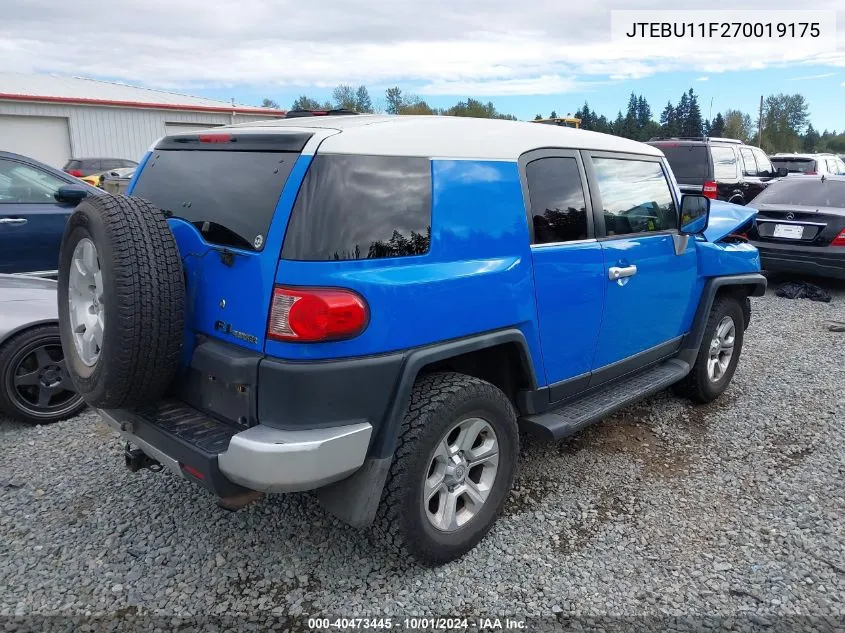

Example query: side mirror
[55,185,89,204]
[776,167,789,178]
[679,194,710,235]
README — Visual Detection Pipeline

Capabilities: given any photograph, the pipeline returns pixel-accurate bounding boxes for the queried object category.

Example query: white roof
[226,115,663,161]
[771,153,838,159]
[0,72,282,114]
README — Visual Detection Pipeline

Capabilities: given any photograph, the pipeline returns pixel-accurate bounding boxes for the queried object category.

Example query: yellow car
[78,173,104,188]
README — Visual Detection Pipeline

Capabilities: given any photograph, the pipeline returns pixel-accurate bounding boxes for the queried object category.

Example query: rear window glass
[711,147,738,180]
[753,179,845,207]
[282,155,431,261]
[651,144,709,181]
[771,158,816,174]
[132,150,298,251]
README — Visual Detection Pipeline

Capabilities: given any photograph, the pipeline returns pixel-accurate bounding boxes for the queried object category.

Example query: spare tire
[57,194,185,409]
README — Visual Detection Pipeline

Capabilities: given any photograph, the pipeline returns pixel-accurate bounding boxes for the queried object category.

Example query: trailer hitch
[124,444,163,473]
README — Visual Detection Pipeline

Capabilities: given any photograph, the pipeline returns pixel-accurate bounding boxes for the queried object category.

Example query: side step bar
[520,359,690,441]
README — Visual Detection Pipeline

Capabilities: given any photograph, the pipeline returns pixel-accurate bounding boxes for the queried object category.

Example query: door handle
[0,218,28,226]
[608,265,637,281]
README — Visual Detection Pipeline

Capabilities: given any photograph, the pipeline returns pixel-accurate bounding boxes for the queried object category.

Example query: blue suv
[56,115,765,565]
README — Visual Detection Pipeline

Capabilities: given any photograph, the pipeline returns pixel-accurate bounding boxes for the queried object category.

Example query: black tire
[0,325,86,424]
[57,194,184,409]
[673,295,745,403]
[373,372,519,566]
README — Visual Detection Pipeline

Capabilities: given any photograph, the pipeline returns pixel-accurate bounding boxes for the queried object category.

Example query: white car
[770,153,845,177]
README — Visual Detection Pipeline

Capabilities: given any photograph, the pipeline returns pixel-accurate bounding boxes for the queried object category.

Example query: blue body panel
[592,234,699,370]
[529,242,604,385]
[267,160,546,381]
[704,199,757,243]
[127,147,763,392]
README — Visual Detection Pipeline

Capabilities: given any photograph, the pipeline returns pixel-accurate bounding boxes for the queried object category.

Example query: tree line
[261,85,844,154]
[262,85,516,120]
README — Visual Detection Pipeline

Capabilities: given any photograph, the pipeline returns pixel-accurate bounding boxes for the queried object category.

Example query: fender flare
[677,273,766,366]
[315,327,538,528]
[371,327,538,458]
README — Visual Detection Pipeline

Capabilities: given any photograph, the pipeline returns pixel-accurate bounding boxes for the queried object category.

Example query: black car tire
[57,194,184,409]
[0,325,86,424]
[373,372,519,566]
[673,295,745,403]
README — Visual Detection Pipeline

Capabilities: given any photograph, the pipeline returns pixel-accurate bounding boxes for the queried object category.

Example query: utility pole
[757,95,764,148]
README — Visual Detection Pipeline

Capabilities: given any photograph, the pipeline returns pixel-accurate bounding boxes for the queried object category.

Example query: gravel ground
[1,282,844,631]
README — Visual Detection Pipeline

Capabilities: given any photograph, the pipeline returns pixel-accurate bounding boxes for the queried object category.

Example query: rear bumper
[749,240,845,280]
[98,404,372,495]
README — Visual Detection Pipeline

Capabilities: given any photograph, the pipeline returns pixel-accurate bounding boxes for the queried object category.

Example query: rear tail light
[832,228,845,247]
[702,181,718,199]
[66,169,83,177]
[180,464,205,480]
[805,171,817,176]
[267,286,369,342]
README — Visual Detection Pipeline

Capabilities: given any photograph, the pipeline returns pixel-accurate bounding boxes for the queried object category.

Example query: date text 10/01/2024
[308,618,527,630]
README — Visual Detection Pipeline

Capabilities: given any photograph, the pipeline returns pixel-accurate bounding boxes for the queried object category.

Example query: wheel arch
[0,318,59,349]
[676,273,766,366]
[315,329,537,529]
[372,328,537,458]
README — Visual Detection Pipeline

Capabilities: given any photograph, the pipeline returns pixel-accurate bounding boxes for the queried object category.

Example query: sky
[2,0,844,131]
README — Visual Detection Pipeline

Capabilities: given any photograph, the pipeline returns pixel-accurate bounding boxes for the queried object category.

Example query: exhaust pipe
[124,444,163,473]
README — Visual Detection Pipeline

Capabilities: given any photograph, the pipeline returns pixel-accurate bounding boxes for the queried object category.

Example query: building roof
[223,114,664,160]
[0,72,285,115]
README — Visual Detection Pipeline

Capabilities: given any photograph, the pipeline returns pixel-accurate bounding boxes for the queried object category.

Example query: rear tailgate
[130,131,313,352]
[650,143,710,192]
[128,131,317,425]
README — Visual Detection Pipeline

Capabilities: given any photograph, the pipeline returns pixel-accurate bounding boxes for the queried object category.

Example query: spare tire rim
[423,417,500,533]
[68,238,105,367]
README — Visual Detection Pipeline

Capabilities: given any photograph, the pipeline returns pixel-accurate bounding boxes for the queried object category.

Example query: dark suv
[648,137,785,206]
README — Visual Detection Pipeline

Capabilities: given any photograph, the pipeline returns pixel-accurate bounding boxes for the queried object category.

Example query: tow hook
[124,444,163,473]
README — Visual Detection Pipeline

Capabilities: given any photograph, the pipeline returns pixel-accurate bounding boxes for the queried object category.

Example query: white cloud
[696,76,709,81]
[789,72,838,80]
[417,75,595,96]
[0,0,843,95]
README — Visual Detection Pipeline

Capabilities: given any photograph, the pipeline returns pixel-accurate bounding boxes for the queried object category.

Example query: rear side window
[711,147,738,180]
[525,157,588,244]
[592,158,678,235]
[739,148,758,176]
[651,144,709,181]
[771,158,816,174]
[64,159,81,170]
[282,155,431,261]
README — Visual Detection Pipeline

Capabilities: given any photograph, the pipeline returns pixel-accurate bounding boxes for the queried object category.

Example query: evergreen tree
[710,112,726,137]
[682,89,703,137]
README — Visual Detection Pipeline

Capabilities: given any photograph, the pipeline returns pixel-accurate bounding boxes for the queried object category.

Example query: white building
[0,73,286,168]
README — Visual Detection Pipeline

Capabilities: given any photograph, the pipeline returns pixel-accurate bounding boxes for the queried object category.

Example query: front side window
[282,155,432,261]
[592,158,678,236]
[711,147,739,180]
[740,148,758,176]
[0,159,65,203]
[525,157,588,245]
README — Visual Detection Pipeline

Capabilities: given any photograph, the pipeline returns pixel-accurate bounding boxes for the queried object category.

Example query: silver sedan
[0,274,85,424]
